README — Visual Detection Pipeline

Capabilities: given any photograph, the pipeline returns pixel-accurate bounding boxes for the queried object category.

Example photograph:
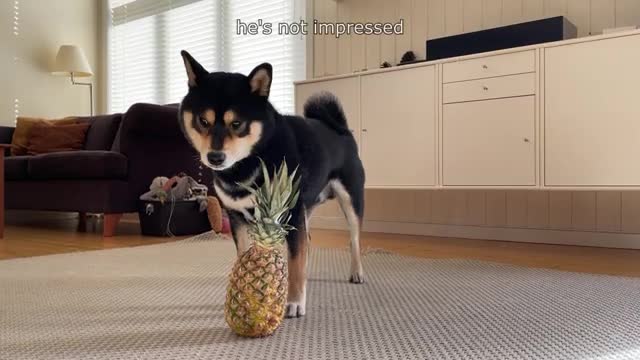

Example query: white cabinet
[295,77,360,149]
[442,49,536,187]
[360,66,437,187]
[443,96,536,186]
[294,31,640,190]
[545,35,640,186]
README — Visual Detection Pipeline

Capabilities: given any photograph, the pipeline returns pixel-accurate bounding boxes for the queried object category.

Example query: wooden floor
[1,211,640,277]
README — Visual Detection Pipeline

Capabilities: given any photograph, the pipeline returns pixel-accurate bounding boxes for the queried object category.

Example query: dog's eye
[230,120,242,130]
[198,117,210,128]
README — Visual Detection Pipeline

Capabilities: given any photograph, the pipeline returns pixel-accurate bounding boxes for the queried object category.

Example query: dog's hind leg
[286,208,309,318]
[331,179,364,284]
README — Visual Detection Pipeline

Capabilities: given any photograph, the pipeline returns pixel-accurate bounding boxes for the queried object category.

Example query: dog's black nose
[207,151,226,166]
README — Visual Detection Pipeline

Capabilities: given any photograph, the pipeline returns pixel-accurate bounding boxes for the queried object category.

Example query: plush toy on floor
[140,174,229,234]
[206,196,225,233]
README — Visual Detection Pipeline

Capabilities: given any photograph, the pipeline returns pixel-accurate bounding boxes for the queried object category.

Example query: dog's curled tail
[304,92,350,135]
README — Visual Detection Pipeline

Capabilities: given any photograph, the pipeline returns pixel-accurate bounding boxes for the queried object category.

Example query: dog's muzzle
[207,151,226,166]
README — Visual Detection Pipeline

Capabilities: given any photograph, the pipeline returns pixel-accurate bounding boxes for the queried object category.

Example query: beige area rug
[1,232,640,360]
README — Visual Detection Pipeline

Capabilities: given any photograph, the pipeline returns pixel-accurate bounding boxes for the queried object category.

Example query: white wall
[311,0,640,78]
[0,0,100,126]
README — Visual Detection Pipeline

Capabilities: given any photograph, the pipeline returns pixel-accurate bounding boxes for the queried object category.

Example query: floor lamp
[52,45,94,116]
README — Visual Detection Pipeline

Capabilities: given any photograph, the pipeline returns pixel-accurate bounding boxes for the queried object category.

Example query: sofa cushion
[26,123,90,155]
[81,113,123,151]
[5,155,31,180]
[11,117,82,156]
[28,151,128,180]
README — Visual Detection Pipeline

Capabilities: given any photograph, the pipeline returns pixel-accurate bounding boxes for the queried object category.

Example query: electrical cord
[165,192,176,237]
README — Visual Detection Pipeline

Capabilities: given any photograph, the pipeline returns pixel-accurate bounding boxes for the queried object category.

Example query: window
[108,0,305,114]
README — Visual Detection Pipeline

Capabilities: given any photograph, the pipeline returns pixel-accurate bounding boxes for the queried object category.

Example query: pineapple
[225,159,300,337]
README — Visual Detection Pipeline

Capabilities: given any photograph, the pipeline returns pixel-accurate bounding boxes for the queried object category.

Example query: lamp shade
[52,45,93,77]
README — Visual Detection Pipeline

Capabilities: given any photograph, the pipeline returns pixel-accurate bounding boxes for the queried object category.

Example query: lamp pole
[70,72,93,116]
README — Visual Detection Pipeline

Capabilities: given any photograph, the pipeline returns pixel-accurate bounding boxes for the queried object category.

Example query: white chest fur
[213,167,259,219]
[214,183,255,211]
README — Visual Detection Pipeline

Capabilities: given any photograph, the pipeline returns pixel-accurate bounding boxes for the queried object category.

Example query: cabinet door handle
[524,138,530,143]
[482,64,488,69]
[362,129,368,132]
[482,86,489,91]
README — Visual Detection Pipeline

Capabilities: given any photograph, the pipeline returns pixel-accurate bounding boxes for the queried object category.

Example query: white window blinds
[108,0,305,114]
[226,0,304,113]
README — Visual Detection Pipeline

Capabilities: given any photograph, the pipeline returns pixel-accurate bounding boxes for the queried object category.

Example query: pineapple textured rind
[225,245,288,337]
[225,159,300,338]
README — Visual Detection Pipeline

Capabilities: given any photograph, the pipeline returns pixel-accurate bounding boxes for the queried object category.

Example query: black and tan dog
[178,51,365,317]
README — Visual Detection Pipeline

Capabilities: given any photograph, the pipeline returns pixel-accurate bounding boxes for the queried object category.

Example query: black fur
[303,92,350,136]
[178,51,365,259]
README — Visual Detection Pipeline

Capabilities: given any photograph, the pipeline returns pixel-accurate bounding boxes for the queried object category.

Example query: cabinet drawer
[443,73,535,104]
[443,50,535,83]
[443,96,535,186]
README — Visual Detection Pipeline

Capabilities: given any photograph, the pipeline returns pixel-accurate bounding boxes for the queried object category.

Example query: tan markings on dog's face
[222,121,263,165]
[182,110,212,165]
[223,110,236,125]
[224,110,248,134]
[203,109,215,125]
[184,109,262,170]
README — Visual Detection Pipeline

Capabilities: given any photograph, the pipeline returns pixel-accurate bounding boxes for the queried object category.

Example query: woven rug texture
[1,232,640,360]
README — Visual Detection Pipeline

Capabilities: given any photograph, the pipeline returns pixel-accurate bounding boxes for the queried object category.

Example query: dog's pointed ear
[181,50,208,87]
[248,63,273,97]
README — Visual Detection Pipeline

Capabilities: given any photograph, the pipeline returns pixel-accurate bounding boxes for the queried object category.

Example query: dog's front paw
[350,264,365,284]
[286,280,306,318]
[285,301,306,318]
[349,271,365,284]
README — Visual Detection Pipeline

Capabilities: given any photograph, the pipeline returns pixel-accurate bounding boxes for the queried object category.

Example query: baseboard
[310,216,640,250]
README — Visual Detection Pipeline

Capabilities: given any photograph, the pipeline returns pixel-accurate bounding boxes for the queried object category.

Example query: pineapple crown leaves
[237,158,301,246]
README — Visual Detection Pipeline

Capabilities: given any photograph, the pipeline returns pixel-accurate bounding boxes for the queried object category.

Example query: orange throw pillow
[26,122,90,155]
[11,117,81,155]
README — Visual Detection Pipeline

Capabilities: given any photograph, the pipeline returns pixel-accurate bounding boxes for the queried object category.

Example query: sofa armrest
[0,126,15,156]
[118,103,213,200]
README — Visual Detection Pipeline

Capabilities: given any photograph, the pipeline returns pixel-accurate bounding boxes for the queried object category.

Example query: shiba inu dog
[178,50,365,318]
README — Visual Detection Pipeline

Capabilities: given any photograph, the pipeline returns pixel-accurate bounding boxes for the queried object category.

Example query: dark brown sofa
[0,103,213,236]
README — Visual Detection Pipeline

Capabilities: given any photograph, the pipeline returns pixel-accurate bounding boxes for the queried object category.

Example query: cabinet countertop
[295,28,640,85]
